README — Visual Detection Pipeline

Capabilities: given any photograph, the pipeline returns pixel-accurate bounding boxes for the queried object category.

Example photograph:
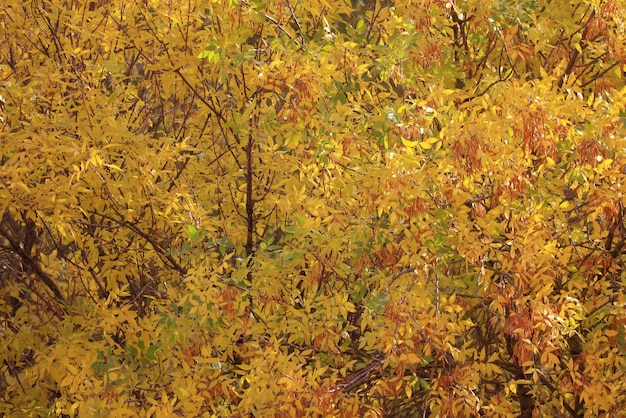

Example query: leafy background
[1,0,626,416]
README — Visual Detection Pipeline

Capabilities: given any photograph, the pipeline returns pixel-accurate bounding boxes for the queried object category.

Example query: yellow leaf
[508,381,517,394]
[66,363,78,375]
[103,163,123,172]
[401,137,419,148]
[574,43,582,55]
[60,375,73,387]
[406,352,420,364]
[10,182,30,194]
[175,387,190,400]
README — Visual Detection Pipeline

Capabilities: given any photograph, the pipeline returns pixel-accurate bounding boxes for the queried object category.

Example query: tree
[1,0,626,416]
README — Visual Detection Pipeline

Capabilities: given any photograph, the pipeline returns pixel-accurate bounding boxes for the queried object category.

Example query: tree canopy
[1,0,626,416]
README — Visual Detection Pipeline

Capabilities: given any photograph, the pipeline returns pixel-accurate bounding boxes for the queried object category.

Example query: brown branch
[86,210,187,276]
[580,61,620,89]
[0,215,67,311]
[337,358,383,392]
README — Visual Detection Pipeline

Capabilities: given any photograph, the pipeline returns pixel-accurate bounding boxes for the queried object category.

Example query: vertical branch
[557,9,595,89]
[435,270,440,316]
[245,132,256,267]
[0,213,66,314]
[243,130,263,324]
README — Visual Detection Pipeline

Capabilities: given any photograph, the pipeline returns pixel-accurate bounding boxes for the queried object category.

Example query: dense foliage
[2,0,626,416]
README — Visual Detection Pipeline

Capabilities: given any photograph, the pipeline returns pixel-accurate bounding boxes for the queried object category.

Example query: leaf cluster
[1,0,626,416]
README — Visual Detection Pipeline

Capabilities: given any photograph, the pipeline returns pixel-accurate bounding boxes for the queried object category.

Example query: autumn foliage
[2,0,626,416]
